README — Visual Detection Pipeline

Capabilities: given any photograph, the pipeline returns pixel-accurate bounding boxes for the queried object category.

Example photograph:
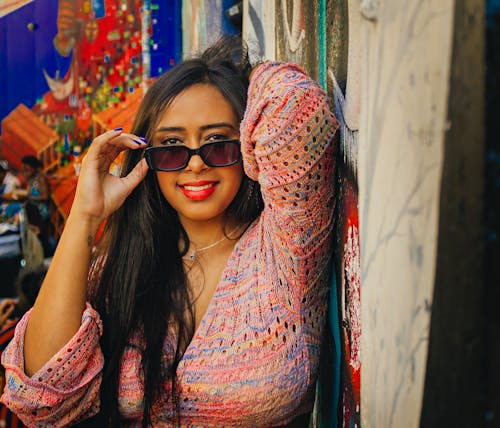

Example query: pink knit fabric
[1,62,338,427]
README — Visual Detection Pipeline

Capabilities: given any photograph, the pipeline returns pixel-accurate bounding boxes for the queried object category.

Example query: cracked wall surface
[359,1,454,427]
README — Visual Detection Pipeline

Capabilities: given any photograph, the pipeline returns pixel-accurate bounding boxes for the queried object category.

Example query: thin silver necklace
[183,228,237,261]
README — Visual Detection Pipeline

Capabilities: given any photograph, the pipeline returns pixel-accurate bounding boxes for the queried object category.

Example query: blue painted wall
[0,0,71,125]
[150,0,182,77]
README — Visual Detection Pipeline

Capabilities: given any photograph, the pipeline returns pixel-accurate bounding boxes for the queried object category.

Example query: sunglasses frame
[144,139,242,172]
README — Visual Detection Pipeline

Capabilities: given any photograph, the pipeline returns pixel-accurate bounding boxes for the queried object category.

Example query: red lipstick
[179,181,218,201]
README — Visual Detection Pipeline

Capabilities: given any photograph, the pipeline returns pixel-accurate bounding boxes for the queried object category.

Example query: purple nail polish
[114,127,123,131]
[139,137,148,142]
[132,139,143,145]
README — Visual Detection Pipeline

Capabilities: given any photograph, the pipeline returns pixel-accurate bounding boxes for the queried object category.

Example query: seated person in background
[1,156,50,230]
[0,267,46,428]
[20,156,50,222]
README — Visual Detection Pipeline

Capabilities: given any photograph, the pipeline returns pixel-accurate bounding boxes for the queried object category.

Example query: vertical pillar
[359,1,455,426]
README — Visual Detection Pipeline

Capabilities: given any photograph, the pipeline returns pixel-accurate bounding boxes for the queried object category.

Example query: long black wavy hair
[89,37,263,426]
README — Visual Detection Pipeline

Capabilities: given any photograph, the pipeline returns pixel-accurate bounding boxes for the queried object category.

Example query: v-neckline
[178,222,251,364]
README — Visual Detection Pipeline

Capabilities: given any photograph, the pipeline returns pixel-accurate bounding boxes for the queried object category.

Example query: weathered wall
[242,0,276,63]
[359,1,454,427]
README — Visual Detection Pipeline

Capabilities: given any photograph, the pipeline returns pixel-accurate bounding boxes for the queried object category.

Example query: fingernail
[114,127,123,131]
[132,139,144,146]
[139,137,148,142]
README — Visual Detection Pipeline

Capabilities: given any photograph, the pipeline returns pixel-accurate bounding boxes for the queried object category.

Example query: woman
[1,38,338,426]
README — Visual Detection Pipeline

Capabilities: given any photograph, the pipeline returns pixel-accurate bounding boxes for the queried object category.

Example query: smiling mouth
[179,181,218,200]
[182,183,215,191]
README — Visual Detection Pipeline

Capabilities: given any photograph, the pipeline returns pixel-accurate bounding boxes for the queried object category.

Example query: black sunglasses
[144,140,242,172]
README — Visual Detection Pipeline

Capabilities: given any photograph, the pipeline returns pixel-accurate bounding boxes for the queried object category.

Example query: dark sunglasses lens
[201,141,241,166]
[151,147,188,170]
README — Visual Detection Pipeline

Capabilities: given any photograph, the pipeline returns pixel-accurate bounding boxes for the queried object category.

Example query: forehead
[155,83,238,128]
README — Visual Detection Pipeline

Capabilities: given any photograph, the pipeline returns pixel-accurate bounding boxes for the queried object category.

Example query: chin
[178,206,228,223]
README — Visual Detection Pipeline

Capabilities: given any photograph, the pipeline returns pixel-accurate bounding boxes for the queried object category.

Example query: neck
[180,215,236,249]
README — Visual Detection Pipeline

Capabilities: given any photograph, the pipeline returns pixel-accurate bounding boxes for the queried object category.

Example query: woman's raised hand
[71,129,148,231]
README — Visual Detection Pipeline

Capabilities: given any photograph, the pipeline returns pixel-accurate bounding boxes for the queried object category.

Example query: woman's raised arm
[24,129,148,375]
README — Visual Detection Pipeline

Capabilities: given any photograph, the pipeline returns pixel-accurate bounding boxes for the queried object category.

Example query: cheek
[225,165,244,198]
[155,171,178,200]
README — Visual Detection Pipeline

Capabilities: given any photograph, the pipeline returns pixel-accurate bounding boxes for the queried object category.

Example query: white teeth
[183,183,214,191]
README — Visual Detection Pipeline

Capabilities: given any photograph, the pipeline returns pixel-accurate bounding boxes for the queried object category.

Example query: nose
[185,152,208,173]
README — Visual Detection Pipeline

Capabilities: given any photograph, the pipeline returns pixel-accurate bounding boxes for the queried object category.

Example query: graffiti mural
[275,0,320,81]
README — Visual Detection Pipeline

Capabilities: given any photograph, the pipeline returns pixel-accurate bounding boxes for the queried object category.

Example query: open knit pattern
[1,62,339,427]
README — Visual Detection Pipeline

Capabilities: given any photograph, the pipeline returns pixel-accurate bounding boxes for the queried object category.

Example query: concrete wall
[359,1,454,427]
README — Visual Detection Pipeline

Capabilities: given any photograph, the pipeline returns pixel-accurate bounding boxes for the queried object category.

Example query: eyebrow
[154,122,237,133]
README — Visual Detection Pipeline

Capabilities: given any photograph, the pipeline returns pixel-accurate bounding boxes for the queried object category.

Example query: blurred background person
[20,156,49,222]
[0,161,22,203]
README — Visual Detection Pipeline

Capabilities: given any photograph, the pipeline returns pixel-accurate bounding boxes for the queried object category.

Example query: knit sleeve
[240,62,338,261]
[0,304,104,427]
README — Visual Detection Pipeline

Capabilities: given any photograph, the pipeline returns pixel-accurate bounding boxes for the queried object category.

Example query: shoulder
[33,173,48,185]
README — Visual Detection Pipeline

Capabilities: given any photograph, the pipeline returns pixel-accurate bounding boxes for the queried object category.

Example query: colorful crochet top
[1,62,338,427]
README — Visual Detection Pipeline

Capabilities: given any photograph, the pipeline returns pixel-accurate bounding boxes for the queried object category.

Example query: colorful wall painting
[0,0,181,168]
[149,1,182,77]
[1,104,59,171]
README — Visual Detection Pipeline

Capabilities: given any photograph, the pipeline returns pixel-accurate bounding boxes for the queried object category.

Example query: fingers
[85,129,148,167]
[120,158,149,196]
